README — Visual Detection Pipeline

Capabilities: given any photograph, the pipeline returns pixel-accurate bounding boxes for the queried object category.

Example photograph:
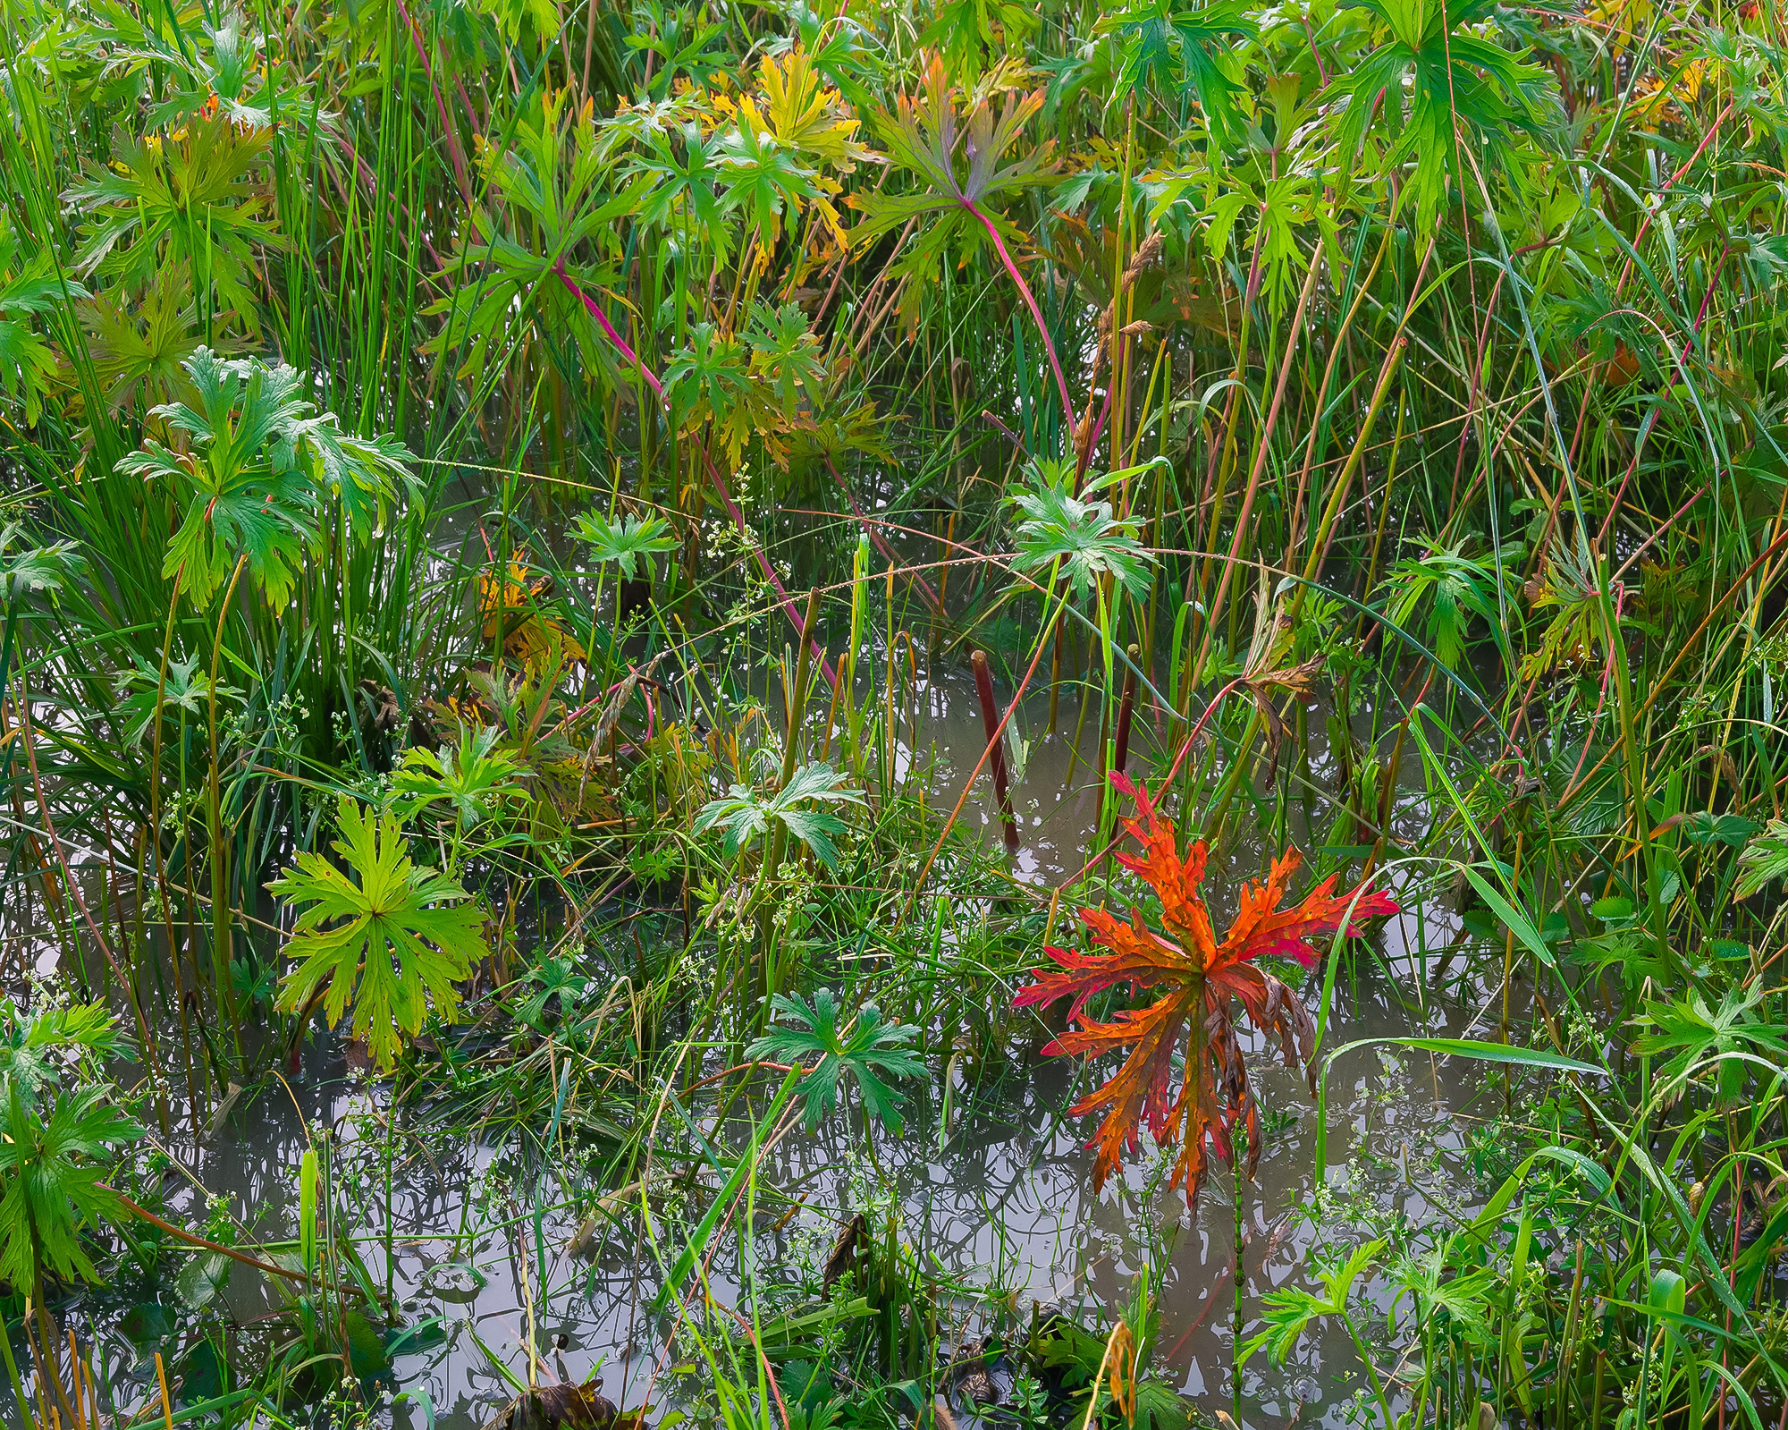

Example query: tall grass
[0,0,1782,1421]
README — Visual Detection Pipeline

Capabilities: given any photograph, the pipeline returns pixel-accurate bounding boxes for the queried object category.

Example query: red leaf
[1014,771,1399,1205]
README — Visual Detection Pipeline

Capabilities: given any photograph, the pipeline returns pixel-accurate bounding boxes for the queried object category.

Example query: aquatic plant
[271,797,491,1071]
[1017,772,1397,1205]
[0,0,1780,1418]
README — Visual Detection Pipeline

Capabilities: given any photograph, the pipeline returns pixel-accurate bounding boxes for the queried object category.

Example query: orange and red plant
[1016,772,1398,1207]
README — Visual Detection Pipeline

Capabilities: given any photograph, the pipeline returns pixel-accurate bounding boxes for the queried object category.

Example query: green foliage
[66,114,284,332]
[1101,0,1256,141]
[113,650,239,749]
[573,510,678,580]
[851,54,1056,281]
[0,0,1783,1418]
[514,956,589,1029]
[1630,984,1786,1106]
[0,526,84,602]
[1379,540,1516,671]
[392,725,529,832]
[270,797,489,1072]
[1327,0,1551,224]
[1243,1239,1383,1364]
[746,989,927,1132]
[0,1083,139,1288]
[1008,474,1153,602]
[0,219,83,425]
[1733,818,1788,901]
[0,1003,126,1109]
[115,349,414,609]
[695,761,866,870]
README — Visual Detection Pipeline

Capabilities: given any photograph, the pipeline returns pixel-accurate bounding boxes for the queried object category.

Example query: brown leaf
[823,1212,867,1290]
[482,1383,620,1430]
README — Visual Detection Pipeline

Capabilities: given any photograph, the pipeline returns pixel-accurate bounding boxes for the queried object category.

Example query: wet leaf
[1014,772,1397,1206]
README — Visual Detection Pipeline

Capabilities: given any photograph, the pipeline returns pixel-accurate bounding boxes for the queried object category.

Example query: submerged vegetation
[0,0,1783,1420]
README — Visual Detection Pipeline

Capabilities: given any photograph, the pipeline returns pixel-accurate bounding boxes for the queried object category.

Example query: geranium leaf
[271,797,489,1072]
[1015,771,1397,1206]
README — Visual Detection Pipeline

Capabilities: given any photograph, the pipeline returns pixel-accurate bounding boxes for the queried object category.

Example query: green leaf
[0,1000,127,1108]
[116,349,413,610]
[1680,812,1760,848]
[1461,866,1557,969]
[1325,1036,1602,1076]
[573,510,677,581]
[746,990,927,1133]
[1007,476,1154,602]
[1100,0,1256,143]
[391,725,528,831]
[270,797,489,1071]
[1629,984,1784,1105]
[0,526,84,601]
[695,762,865,868]
[1733,818,1787,900]
[1323,0,1551,226]
[0,1083,140,1287]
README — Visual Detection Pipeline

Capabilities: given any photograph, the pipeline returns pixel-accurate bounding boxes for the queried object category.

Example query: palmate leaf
[117,348,414,610]
[113,651,240,750]
[849,53,1056,278]
[1008,478,1154,602]
[746,990,927,1132]
[391,724,528,831]
[271,797,489,1072]
[65,113,285,333]
[0,216,84,425]
[712,99,837,257]
[513,955,589,1029]
[0,1084,140,1289]
[573,509,678,580]
[1244,1239,1385,1365]
[1014,772,1397,1206]
[917,0,1040,82]
[1630,984,1786,1105]
[694,761,866,869]
[1733,817,1788,902]
[626,119,733,257]
[0,1002,127,1110]
[1101,0,1257,143]
[1324,0,1552,224]
[1379,538,1517,672]
[752,48,872,169]
[76,262,239,417]
[0,526,85,601]
[426,90,628,382]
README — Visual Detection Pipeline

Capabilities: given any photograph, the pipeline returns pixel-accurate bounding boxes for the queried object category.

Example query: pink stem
[965,202,1077,440]
[550,261,837,687]
[394,0,471,205]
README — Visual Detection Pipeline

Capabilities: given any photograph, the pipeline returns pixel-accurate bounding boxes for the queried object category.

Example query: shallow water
[46,660,1524,1430]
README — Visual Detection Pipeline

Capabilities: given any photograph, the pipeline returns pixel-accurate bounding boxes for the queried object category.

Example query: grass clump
[0,0,1782,1424]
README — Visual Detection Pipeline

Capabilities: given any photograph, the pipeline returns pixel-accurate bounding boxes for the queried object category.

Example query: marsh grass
[0,0,1782,1423]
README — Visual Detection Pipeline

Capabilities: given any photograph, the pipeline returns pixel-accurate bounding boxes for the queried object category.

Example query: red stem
[965,202,1077,440]
[551,261,836,686]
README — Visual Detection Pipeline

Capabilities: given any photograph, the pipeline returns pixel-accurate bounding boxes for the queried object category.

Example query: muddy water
[66,662,1506,1430]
